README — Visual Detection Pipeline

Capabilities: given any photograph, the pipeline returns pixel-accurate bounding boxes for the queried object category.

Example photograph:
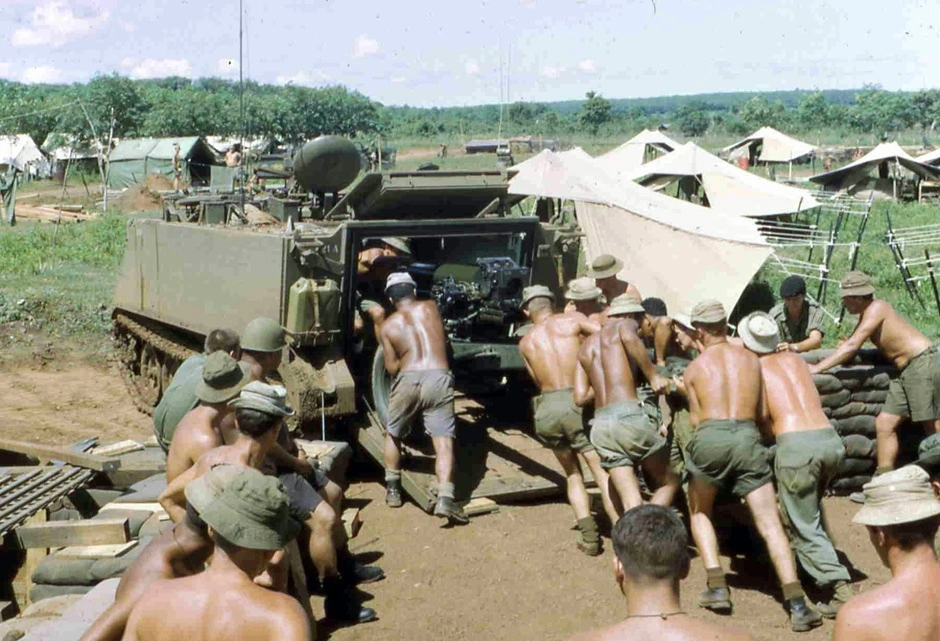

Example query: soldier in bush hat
[833,466,940,641]
[165,351,252,483]
[355,237,413,339]
[126,468,313,641]
[739,311,852,617]
[769,275,825,354]
[683,301,821,630]
[809,271,939,475]
[519,282,613,555]
[586,254,642,304]
[563,277,607,324]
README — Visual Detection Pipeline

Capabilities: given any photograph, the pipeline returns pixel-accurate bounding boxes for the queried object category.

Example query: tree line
[1,75,938,148]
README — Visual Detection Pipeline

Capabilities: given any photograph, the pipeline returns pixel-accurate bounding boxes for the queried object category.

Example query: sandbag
[831,414,876,437]
[833,366,893,391]
[849,390,887,404]
[29,584,91,603]
[838,457,876,476]
[32,537,151,586]
[831,402,882,419]
[113,474,167,504]
[820,389,851,409]
[831,475,872,492]
[842,434,875,458]
[812,374,844,395]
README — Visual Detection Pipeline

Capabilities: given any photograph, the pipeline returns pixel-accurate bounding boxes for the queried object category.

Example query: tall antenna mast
[239,0,245,144]
[497,40,504,139]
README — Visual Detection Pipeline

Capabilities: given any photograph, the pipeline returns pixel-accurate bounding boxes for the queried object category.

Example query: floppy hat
[586,254,624,279]
[380,237,412,256]
[852,465,940,527]
[195,352,252,404]
[738,312,780,355]
[608,294,645,317]
[914,433,940,476]
[840,271,875,298]
[385,271,417,292]
[780,275,807,298]
[671,312,694,330]
[690,299,727,324]
[199,467,300,550]
[521,285,555,308]
[185,464,243,515]
[565,277,602,301]
[228,380,295,417]
[241,318,287,353]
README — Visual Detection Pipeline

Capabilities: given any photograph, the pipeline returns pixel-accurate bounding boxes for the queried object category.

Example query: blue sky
[0,0,937,106]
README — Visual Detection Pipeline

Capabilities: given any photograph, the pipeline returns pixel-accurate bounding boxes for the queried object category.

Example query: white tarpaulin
[0,134,47,175]
[595,129,679,173]
[810,142,940,190]
[629,142,820,217]
[723,126,816,163]
[508,150,773,315]
[915,147,940,167]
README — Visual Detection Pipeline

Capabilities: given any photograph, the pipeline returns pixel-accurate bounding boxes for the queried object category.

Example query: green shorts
[686,419,772,498]
[387,369,456,439]
[532,388,593,453]
[668,403,694,476]
[883,346,939,422]
[589,400,666,469]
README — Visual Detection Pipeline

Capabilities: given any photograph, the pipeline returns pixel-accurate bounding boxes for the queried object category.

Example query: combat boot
[337,548,385,585]
[434,496,469,524]
[323,576,376,624]
[697,587,732,612]
[576,516,602,556]
[385,479,403,508]
[815,581,853,619]
[786,596,823,632]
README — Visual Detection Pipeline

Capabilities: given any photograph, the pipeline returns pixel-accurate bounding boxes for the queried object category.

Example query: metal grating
[0,466,95,537]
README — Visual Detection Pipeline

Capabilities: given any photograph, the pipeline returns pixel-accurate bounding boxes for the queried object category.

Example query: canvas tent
[204,136,278,156]
[0,134,48,178]
[107,137,219,189]
[809,142,940,197]
[628,142,820,217]
[723,127,816,165]
[508,150,773,316]
[915,147,940,167]
[41,133,104,179]
[595,129,679,173]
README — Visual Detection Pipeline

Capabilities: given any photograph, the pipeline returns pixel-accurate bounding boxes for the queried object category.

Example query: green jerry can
[285,278,341,342]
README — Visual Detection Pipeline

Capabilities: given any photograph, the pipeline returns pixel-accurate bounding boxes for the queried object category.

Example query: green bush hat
[381,237,412,256]
[690,299,727,324]
[738,311,780,355]
[607,295,645,317]
[852,465,940,527]
[586,254,624,279]
[228,380,295,417]
[840,271,875,298]
[521,285,555,308]
[199,467,300,550]
[565,277,602,302]
[241,318,287,353]
[194,352,252,404]
[184,464,243,515]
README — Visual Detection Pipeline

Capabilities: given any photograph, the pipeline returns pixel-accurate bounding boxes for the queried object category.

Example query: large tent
[915,147,940,167]
[809,142,940,196]
[628,142,820,217]
[41,133,104,178]
[107,137,219,189]
[0,134,48,178]
[723,127,816,164]
[594,129,679,173]
[508,150,773,316]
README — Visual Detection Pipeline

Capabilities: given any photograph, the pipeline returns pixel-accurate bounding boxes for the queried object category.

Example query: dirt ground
[0,361,892,641]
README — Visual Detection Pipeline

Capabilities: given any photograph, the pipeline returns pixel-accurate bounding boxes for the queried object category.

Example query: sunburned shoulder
[862,299,893,318]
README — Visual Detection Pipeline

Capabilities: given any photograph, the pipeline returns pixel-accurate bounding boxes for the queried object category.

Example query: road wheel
[371,346,392,425]
[133,343,163,409]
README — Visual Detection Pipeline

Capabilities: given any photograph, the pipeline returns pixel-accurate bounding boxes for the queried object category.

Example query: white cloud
[217,58,237,76]
[11,2,109,48]
[120,58,192,79]
[578,59,597,73]
[391,76,407,84]
[0,62,11,78]
[541,65,565,78]
[352,35,380,58]
[274,71,330,86]
[21,65,63,83]
[465,60,481,75]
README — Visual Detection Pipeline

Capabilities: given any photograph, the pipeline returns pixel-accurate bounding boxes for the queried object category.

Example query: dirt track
[0,361,892,641]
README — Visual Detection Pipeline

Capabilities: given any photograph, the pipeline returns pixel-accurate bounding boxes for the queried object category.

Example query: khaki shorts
[589,400,666,469]
[279,469,330,517]
[387,369,456,439]
[532,388,593,453]
[686,419,771,498]
[883,346,939,422]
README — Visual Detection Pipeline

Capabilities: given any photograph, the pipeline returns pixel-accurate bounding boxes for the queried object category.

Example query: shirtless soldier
[682,299,820,631]
[739,311,853,617]
[123,468,311,641]
[165,352,251,483]
[567,505,754,641]
[586,254,641,302]
[380,272,468,524]
[809,271,939,473]
[519,285,615,554]
[575,295,678,513]
[834,466,940,641]
[563,277,608,324]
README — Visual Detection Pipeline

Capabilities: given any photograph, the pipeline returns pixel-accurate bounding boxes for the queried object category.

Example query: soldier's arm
[379,323,401,376]
[792,329,823,353]
[159,462,201,524]
[620,324,668,394]
[653,318,674,365]
[809,304,883,374]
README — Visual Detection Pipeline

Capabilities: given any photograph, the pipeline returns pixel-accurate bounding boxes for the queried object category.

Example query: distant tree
[540,110,561,135]
[737,96,788,130]
[910,89,940,142]
[796,92,831,129]
[508,101,534,128]
[80,74,147,139]
[578,91,611,136]
[851,86,915,135]
[674,100,710,136]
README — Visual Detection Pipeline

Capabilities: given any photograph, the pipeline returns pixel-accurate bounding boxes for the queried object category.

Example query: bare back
[122,573,309,641]
[520,312,590,391]
[569,615,755,641]
[579,319,641,408]
[685,342,762,426]
[860,300,933,369]
[381,300,449,372]
[759,352,830,435]
[165,407,223,483]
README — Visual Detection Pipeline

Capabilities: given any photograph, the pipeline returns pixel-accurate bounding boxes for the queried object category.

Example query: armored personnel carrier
[112,136,581,509]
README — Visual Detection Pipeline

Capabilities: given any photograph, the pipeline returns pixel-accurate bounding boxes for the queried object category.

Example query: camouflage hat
[228,380,295,417]
[521,285,555,308]
[852,465,940,527]
[738,311,779,355]
[840,271,875,297]
[184,464,243,515]
[198,467,300,550]
[608,294,645,317]
[241,317,287,353]
[194,352,252,404]
[381,237,412,256]
[586,254,624,279]
[564,277,602,301]
[690,299,727,324]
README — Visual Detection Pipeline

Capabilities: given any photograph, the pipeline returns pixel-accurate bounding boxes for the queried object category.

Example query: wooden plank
[356,418,436,512]
[100,502,164,513]
[56,540,138,559]
[460,497,499,517]
[0,466,50,476]
[342,508,361,539]
[285,539,316,635]
[15,518,129,549]
[0,438,121,472]
[92,440,144,457]
[13,510,47,610]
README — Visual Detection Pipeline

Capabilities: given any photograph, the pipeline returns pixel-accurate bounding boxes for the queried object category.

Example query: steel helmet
[241,317,287,353]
